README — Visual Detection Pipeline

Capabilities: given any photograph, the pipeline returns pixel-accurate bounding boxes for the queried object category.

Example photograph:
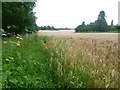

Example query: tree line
[38,26,71,30]
[75,11,120,32]
[2,2,38,36]
[39,26,56,30]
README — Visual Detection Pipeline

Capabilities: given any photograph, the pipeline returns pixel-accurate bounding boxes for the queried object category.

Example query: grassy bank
[2,34,57,88]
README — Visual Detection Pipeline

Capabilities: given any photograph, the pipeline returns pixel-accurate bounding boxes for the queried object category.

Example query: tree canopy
[2,2,37,36]
[94,10,108,32]
[75,10,118,32]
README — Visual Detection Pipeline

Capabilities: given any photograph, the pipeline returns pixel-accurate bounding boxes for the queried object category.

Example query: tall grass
[46,37,119,88]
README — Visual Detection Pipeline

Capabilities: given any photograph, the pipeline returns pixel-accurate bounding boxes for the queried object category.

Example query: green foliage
[94,19,108,32]
[86,25,94,32]
[39,26,71,30]
[75,22,88,32]
[108,25,117,32]
[2,2,37,35]
[2,35,56,88]
[75,11,110,32]
[111,20,114,26]
[115,25,120,31]
[94,11,108,32]
[98,11,106,20]
[40,26,55,30]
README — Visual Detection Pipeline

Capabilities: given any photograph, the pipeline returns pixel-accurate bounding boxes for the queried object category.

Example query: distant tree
[51,26,54,30]
[40,26,57,30]
[46,26,50,30]
[98,11,106,20]
[81,22,85,25]
[115,25,120,32]
[75,10,116,33]
[88,22,95,31]
[108,25,117,32]
[111,20,114,26]
[81,22,88,32]
[94,11,108,32]
[86,25,94,32]
[75,22,88,32]
[43,26,47,30]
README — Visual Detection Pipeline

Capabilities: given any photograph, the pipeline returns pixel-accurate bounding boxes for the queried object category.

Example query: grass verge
[2,34,57,88]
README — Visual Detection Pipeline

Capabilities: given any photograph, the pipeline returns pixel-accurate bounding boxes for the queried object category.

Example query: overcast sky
[33,0,119,28]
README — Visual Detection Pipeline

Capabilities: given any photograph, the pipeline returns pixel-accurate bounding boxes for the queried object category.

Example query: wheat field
[38,30,119,88]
